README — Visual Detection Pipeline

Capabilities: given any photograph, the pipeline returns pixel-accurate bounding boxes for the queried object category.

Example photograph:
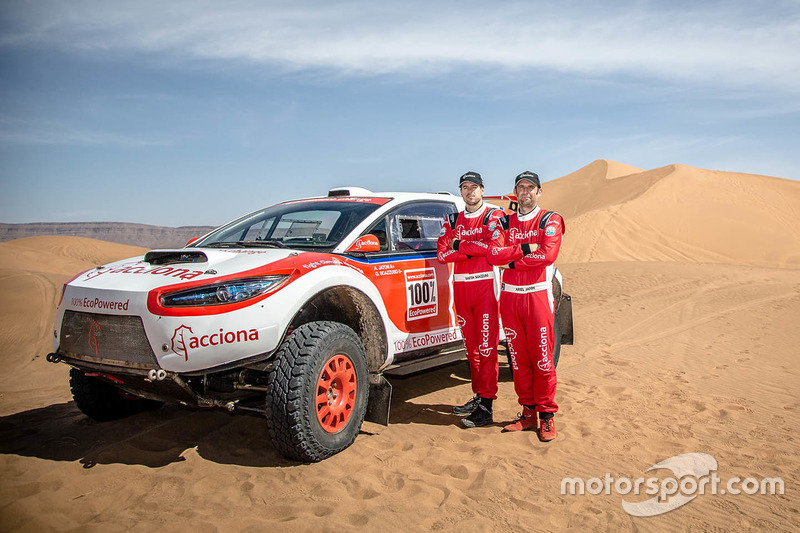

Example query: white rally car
[47,187,573,461]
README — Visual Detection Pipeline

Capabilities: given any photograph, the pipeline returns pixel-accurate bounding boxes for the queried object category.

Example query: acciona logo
[561,453,785,517]
[170,325,259,361]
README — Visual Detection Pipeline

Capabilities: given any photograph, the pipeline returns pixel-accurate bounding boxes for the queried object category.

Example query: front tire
[266,321,369,462]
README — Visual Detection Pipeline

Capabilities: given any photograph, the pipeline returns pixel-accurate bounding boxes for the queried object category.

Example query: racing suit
[487,206,563,414]
[437,204,504,400]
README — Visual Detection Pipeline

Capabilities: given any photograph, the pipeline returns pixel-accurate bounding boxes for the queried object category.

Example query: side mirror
[346,234,381,253]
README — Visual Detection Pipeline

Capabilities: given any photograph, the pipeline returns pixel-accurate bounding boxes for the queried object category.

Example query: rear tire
[266,321,369,462]
[69,368,162,421]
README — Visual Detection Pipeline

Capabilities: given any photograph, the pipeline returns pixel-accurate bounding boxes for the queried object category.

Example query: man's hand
[521,242,540,255]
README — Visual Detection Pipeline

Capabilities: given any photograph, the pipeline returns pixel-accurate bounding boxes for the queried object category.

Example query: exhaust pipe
[45,353,62,363]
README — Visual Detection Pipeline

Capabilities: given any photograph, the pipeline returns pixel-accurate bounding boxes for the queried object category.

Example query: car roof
[286,189,462,204]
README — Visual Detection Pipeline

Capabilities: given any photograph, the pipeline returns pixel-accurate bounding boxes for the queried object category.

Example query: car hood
[67,248,301,292]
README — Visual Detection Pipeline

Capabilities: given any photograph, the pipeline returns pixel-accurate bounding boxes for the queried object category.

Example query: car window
[193,201,382,250]
[362,218,389,251]
[388,202,457,252]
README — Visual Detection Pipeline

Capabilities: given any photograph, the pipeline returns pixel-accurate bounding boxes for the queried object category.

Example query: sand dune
[0,237,146,415]
[543,160,800,268]
[1,164,798,532]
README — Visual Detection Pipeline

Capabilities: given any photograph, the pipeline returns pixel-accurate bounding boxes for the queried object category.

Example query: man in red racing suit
[438,171,505,428]
[487,171,563,441]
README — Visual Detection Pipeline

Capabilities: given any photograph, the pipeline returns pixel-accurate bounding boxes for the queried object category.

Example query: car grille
[60,311,158,367]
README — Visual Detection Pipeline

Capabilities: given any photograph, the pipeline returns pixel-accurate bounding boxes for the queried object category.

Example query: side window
[389,202,457,252]
[363,218,389,252]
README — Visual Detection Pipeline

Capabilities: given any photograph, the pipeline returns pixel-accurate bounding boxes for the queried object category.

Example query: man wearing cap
[486,171,563,441]
[437,171,504,428]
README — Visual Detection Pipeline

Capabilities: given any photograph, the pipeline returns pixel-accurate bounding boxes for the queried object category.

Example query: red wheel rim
[315,354,357,434]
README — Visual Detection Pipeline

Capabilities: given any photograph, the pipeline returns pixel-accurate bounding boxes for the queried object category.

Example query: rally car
[46,187,573,462]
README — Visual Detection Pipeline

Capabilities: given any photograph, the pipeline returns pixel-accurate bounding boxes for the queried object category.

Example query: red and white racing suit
[437,204,505,400]
[487,206,563,413]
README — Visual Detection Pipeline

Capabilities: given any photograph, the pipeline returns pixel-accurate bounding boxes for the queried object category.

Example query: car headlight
[160,276,288,307]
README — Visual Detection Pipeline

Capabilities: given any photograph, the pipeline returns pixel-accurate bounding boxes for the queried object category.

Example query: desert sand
[1,161,798,532]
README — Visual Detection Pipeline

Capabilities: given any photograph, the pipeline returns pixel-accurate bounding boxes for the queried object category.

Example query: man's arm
[458,210,504,257]
[437,216,469,263]
[509,214,564,269]
[486,215,519,266]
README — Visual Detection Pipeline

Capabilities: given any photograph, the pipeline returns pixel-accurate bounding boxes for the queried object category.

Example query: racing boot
[538,416,557,442]
[453,394,480,416]
[461,404,493,428]
[502,406,538,432]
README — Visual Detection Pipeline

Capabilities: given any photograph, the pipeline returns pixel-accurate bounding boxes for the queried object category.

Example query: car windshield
[191,200,384,251]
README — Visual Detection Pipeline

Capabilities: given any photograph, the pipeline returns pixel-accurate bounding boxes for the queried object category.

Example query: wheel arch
[287,285,388,372]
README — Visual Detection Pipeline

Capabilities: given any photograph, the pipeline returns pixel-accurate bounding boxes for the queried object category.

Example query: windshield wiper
[204,240,286,249]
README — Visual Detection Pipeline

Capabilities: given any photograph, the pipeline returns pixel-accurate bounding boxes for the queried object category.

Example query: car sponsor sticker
[393,329,459,353]
[170,324,259,362]
[405,268,438,321]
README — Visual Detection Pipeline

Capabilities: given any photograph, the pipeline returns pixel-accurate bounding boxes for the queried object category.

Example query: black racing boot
[461,404,494,428]
[453,394,480,416]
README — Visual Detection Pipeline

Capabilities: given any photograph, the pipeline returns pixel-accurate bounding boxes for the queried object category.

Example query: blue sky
[1,1,799,227]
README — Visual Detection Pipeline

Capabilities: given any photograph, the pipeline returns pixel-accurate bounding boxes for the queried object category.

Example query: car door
[358,201,458,344]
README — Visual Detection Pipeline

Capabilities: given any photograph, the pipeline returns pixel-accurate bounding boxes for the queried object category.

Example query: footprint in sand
[446,464,470,480]
[312,506,334,517]
[348,514,369,526]
[689,400,707,412]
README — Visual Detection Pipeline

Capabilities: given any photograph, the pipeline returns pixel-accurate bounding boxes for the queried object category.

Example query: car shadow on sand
[385,357,514,428]
[0,358,513,468]
[0,401,293,468]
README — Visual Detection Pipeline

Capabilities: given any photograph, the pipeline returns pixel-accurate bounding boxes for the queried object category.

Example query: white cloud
[3,1,800,90]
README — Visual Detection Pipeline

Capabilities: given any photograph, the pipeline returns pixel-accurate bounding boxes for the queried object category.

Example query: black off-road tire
[69,368,162,421]
[266,321,369,462]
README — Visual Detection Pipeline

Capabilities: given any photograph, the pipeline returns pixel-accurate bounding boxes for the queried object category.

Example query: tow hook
[147,368,168,381]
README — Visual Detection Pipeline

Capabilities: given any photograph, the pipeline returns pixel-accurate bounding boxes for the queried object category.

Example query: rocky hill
[0,222,216,250]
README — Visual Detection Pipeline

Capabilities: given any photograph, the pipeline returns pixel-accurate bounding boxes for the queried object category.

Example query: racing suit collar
[517,205,541,222]
[463,202,487,218]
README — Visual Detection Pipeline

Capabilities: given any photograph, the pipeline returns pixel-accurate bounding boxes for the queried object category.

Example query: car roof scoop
[143,250,209,265]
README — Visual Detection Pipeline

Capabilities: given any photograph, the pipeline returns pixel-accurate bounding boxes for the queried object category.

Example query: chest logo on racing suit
[509,228,537,242]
